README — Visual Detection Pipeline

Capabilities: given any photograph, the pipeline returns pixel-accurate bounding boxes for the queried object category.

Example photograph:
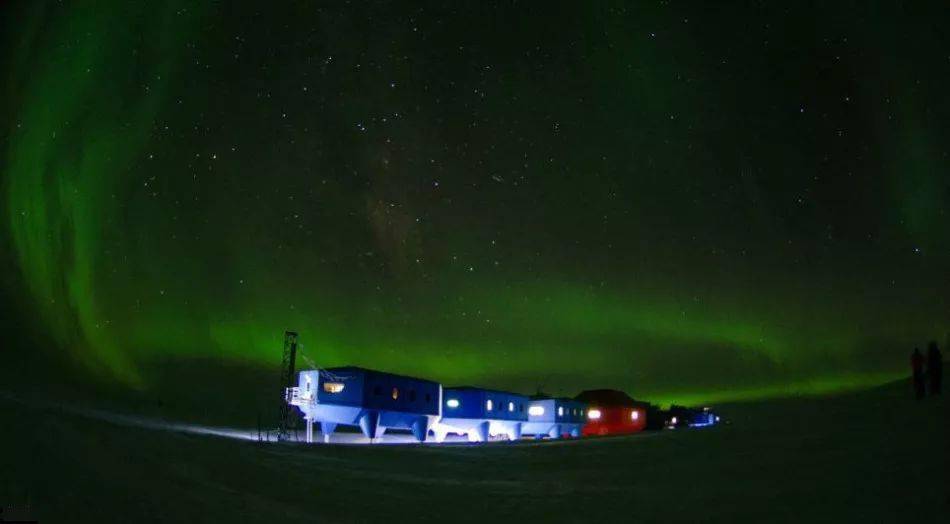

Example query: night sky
[2,1,948,404]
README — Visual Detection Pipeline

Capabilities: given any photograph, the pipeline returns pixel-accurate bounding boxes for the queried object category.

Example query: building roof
[445,385,527,397]
[320,366,439,384]
[574,389,637,406]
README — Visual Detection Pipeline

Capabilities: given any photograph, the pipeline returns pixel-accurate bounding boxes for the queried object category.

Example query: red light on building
[575,390,648,436]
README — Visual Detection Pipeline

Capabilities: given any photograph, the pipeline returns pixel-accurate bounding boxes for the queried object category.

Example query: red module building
[575,389,647,436]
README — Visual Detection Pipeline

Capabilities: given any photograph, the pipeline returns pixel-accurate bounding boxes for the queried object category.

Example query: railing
[286,387,314,406]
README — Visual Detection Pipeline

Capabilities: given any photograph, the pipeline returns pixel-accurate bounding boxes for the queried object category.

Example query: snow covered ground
[1,380,946,522]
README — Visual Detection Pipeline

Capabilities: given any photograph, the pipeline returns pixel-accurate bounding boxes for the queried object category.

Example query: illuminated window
[557,406,564,417]
[631,410,639,421]
[446,398,460,408]
[670,416,678,425]
[588,409,602,420]
[508,401,514,412]
[323,382,345,393]
[486,399,493,411]
[392,387,399,400]
[528,406,545,416]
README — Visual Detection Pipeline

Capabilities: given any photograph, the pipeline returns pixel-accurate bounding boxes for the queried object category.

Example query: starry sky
[2,1,948,404]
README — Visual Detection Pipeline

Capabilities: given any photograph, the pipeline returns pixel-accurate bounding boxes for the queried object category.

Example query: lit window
[446,399,460,408]
[486,399,493,411]
[528,406,545,416]
[670,416,678,425]
[557,406,564,416]
[588,409,602,420]
[392,387,399,400]
[631,410,639,421]
[508,401,514,412]
[323,382,344,393]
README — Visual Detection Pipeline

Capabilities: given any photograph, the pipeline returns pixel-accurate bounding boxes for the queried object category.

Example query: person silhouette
[926,341,942,396]
[911,348,925,400]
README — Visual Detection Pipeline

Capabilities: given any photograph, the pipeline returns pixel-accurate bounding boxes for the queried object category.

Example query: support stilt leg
[411,417,429,443]
[321,422,337,444]
[476,421,491,443]
[358,411,381,443]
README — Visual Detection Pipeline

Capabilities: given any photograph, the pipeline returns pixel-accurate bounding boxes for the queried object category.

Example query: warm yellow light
[322,382,344,393]
[631,410,639,421]
[588,409,602,420]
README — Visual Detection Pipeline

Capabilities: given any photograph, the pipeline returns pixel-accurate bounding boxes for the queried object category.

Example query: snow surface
[1,380,946,522]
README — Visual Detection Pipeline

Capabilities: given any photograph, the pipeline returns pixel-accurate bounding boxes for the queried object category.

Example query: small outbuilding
[433,387,529,442]
[289,366,441,443]
[575,389,647,436]
[666,405,719,428]
[521,396,588,439]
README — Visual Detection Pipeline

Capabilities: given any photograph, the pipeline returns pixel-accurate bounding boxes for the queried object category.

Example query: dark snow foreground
[1,381,946,522]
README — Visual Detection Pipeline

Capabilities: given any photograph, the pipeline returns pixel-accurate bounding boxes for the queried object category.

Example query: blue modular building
[433,387,529,442]
[288,366,441,443]
[521,397,588,439]
[666,405,719,429]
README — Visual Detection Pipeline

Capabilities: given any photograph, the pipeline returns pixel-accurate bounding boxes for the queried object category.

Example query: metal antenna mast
[276,330,299,441]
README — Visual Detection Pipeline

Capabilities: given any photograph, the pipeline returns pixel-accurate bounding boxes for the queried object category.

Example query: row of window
[308,378,435,404]
[445,398,527,413]
[371,385,433,404]
[587,409,641,421]
[445,399,592,417]
[528,405,587,417]
[558,406,586,418]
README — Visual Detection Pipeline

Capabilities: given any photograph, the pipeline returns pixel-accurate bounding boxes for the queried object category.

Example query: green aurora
[2,1,948,405]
